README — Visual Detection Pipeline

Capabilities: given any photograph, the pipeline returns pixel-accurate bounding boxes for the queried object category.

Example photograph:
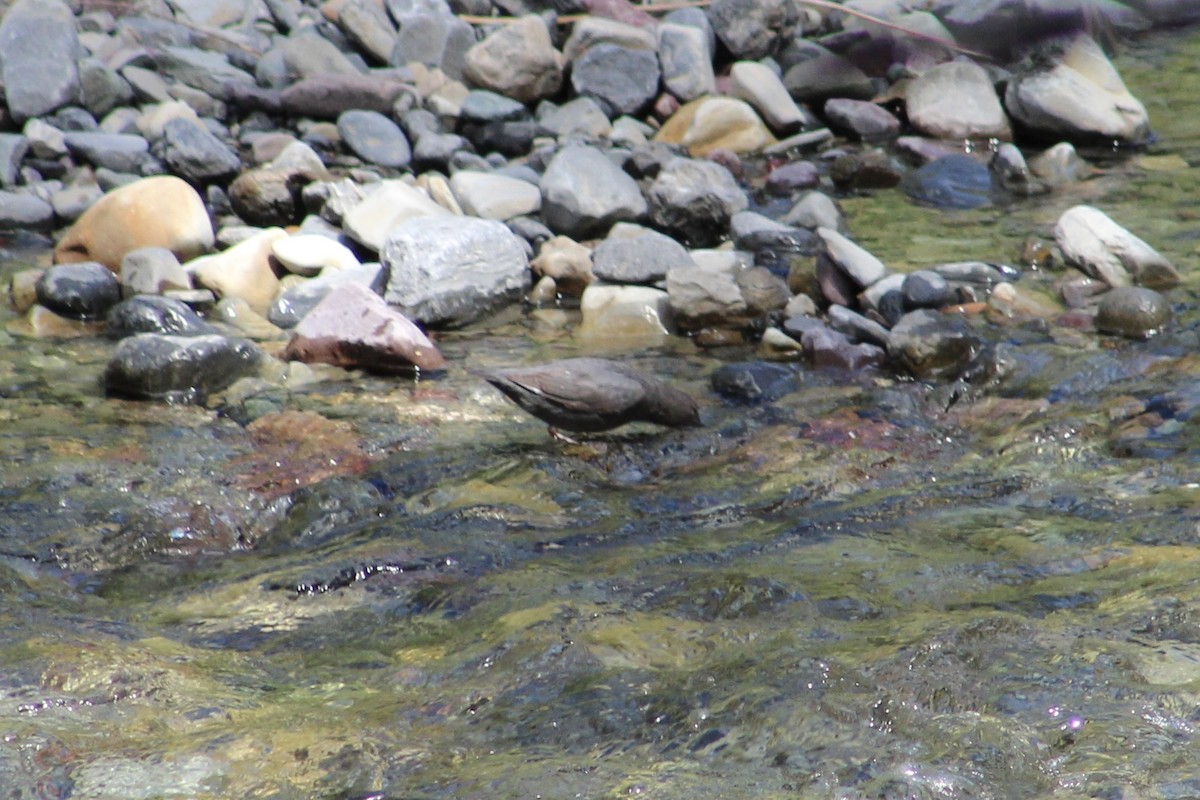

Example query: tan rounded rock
[54,175,214,270]
[656,97,776,157]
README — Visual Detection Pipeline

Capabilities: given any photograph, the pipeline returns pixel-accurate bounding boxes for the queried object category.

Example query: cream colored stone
[530,235,593,296]
[54,175,215,270]
[187,227,286,315]
[271,235,361,277]
[577,284,672,346]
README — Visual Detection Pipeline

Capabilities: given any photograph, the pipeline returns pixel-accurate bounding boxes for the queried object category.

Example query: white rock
[906,60,1011,141]
[271,235,361,277]
[342,180,453,252]
[187,227,286,315]
[728,61,805,133]
[1054,205,1180,289]
[817,227,888,288]
[449,171,542,220]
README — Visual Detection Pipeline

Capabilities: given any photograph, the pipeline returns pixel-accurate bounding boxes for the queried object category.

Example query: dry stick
[460,0,992,61]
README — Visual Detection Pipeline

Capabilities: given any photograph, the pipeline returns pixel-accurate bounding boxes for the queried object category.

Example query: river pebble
[104,332,263,402]
[1096,286,1172,339]
[36,261,121,319]
[106,294,219,338]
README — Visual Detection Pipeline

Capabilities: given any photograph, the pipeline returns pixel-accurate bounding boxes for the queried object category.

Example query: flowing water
[3,25,1200,800]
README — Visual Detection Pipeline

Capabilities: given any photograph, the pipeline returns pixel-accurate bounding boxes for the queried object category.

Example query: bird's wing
[504,362,646,415]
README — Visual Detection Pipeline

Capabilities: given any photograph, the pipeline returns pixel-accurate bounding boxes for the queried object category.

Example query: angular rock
[577,284,673,344]
[536,96,613,139]
[0,134,28,186]
[658,23,716,102]
[381,215,530,327]
[0,0,82,122]
[709,0,795,60]
[783,191,846,232]
[342,180,454,252]
[54,176,215,269]
[339,0,397,64]
[36,262,122,319]
[592,223,695,284]
[1005,34,1150,144]
[104,333,262,403]
[120,246,192,295]
[782,41,874,104]
[666,252,753,331]
[268,262,384,328]
[159,118,241,183]
[728,60,806,133]
[571,43,660,116]
[389,0,476,80]
[817,227,888,290]
[284,282,446,373]
[463,15,564,104]
[823,98,901,143]
[1054,205,1181,290]
[906,59,1012,141]
[539,144,647,239]
[106,294,218,338]
[647,157,748,247]
[530,235,594,296]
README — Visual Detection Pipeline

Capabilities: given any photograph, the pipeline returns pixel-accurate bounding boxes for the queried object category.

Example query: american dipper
[476,357,702,438]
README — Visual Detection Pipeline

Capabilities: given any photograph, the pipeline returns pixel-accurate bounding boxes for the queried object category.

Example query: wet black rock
[104,333,263,403]
[36,261,121,319]
[106,295,219,339]
[477,357,702,434]
[710,361,798,405]
[903,270,953,310]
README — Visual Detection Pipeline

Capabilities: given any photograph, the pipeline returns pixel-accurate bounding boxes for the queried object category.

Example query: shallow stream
[3,23,1200,800]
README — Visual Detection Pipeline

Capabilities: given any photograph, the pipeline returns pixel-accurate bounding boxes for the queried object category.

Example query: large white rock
[1054,205,1180,289]
[906,60,1012,141]
[1005,34,1149,143]
[381,215,530,327]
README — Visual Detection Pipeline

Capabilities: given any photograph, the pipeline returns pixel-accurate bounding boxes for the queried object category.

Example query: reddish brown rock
[283,282,446,373]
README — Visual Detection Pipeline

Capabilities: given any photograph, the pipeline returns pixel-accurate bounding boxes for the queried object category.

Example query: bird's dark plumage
[475,357,702,434]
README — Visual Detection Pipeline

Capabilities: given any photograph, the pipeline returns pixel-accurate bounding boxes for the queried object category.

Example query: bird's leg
[548,426,580,444]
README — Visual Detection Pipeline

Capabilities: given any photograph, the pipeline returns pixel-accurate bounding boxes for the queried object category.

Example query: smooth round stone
[765,160,820,194]
[36,261,121,319]
[336,110,412,169]
[54,175,215,269]
[1096,287,1171,339]
[449,171,541,221]
[341,179,453,252]
[728,60,805,133]
[905,60,1012,141]
[823,98,901,143]
[538,144,647,240]
[271,235,361,277]
[106,294,217,338]
[0,0,82,122]
[104,332,263,403]
[591,223,694,284]
[0,190,55,230]
[902,270,952,309]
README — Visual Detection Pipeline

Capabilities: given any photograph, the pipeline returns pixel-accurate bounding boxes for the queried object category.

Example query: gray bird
[475,357,702,439]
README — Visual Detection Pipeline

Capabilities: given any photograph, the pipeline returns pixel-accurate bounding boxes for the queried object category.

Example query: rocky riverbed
[2,0,1200,797]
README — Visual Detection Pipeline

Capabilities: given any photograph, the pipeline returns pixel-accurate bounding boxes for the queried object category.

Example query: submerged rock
[1096,286,1172,339]
[104,333,263,403]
